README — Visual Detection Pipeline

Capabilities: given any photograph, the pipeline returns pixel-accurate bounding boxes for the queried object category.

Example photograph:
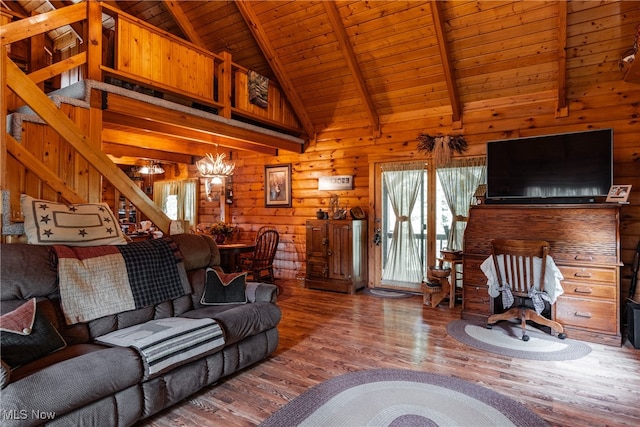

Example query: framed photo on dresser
[606,185,631,203]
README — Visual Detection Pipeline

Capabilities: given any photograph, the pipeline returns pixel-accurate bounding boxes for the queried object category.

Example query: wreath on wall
[417,133,467,167]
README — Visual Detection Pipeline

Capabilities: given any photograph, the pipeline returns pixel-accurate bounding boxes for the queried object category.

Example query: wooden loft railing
[101,2,302,135]
[1,2,304,235]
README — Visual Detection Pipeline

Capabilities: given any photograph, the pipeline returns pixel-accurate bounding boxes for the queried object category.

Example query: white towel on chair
[481,255,564,305]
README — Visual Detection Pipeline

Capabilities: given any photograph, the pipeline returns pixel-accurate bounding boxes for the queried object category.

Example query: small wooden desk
[218,243,255,273]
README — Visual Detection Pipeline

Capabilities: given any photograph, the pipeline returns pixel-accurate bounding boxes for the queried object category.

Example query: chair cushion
[201,268,248,305]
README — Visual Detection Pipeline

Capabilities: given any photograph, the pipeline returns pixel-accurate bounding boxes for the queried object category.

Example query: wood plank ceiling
[7,1,640,148]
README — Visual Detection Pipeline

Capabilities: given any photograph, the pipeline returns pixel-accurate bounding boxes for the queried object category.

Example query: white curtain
[153,179,198,231]
[436,157,486,251]
[381,162,425,286]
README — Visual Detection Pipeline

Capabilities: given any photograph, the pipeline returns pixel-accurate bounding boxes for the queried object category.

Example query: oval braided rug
[447,319,592,361]
[259,369,547,427]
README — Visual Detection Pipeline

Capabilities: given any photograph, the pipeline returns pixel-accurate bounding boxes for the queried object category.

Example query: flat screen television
[486,129,613,204]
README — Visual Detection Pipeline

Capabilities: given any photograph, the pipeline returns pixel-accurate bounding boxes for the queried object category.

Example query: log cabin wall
[2,2,639,304]
[227,97,640,300]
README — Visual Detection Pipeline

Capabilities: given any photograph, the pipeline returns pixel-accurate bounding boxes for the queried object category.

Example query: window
[153,179,198,230]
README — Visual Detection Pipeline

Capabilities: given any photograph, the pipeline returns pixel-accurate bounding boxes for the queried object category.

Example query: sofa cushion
[21,194,127,246]
[0,299,66,368]
[182,302,281,345]
[1,345,142,422]
[0,244,57,300]
[201,269,248,305]
[170,233,220,271]
[96,317,225,380]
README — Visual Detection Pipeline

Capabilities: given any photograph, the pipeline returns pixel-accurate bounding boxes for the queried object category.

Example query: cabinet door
[328,221,353,280]
[306,221,328,257]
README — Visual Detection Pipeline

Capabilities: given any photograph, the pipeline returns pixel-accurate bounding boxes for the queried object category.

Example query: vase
[214,234,226,245]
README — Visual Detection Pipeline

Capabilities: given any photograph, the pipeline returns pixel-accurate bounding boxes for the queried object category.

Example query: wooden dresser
[305,219,367,294]
[462,204,621,346]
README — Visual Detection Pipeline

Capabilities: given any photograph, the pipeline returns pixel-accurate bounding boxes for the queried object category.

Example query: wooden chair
[239,229,279,283]
[486,239,566,341]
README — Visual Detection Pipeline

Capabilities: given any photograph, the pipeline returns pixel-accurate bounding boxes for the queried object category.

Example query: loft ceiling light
[138,162,165,175]
[196,145,235,185]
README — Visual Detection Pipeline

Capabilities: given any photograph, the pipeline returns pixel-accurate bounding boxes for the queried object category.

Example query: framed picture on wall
[265,164,292,207]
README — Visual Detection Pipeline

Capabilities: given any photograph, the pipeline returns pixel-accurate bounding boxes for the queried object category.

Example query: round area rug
[361,288,415,299]
[259,369,547,427]
[447,319,592,361]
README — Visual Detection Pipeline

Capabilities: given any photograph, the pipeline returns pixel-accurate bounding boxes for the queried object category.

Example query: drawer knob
[575,311,592,318]
[574,271,592,278]
[574,287,593,294]
[574,255,594,261]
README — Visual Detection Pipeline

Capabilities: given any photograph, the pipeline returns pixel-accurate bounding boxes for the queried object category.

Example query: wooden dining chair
[239,229,279,283]
[486,239,566,341]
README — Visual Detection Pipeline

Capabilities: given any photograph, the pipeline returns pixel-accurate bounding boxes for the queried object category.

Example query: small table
[218,243,255,273]
[436,256,463,308]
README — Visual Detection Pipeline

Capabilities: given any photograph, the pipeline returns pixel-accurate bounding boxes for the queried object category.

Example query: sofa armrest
[246,282,278,303]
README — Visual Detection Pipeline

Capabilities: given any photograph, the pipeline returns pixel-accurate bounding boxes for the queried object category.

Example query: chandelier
[196,146,235,191]
[138,162,165,175]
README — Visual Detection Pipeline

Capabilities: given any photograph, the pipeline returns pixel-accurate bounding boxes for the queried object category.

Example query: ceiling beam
[102,141,194,165]
[49,0,84,43]
[323,1,379,137]
[102,126,279,158]
[555,0,569,118]
[102,92,300,153]
[162,0,206,48]
[235,0,316,139]
[102,113,280,156]
[0,2,85,45]
[430,1,462,128]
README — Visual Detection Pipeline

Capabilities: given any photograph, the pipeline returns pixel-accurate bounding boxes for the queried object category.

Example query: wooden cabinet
[305,220,367,294]
[463,204,621,346]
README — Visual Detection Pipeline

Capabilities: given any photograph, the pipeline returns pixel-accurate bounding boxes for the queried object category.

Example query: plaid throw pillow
[201,268,248,305]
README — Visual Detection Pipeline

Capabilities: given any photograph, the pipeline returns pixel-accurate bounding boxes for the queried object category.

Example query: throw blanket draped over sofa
[0,233,281,427]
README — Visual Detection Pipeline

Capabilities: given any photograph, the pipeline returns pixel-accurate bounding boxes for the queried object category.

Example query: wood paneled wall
[224,86,640,303]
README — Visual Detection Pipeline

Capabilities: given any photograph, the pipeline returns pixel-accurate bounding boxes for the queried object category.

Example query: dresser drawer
[463,285,492,314]
[555,297,617,333]
[558,265,616,283]
[560,280,617,300]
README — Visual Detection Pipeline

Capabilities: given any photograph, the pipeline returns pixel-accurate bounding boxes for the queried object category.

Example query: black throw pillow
[0,299,67,369]
[201,268,248,305]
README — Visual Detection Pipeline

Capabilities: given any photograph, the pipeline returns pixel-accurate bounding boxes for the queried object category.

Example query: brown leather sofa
[0,233,281,426]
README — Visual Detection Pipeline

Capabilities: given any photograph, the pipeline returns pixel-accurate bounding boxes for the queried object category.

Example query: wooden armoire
[305,219,367,294]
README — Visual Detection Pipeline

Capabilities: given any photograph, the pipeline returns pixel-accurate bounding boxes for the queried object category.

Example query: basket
[422,280,442,294]
[428,266,451,279]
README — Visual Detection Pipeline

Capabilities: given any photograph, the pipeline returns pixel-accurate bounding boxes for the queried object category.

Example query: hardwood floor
[140,283,640,427]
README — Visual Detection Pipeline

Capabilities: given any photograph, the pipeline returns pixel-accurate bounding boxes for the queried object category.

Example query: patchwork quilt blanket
[52,238,191,324]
